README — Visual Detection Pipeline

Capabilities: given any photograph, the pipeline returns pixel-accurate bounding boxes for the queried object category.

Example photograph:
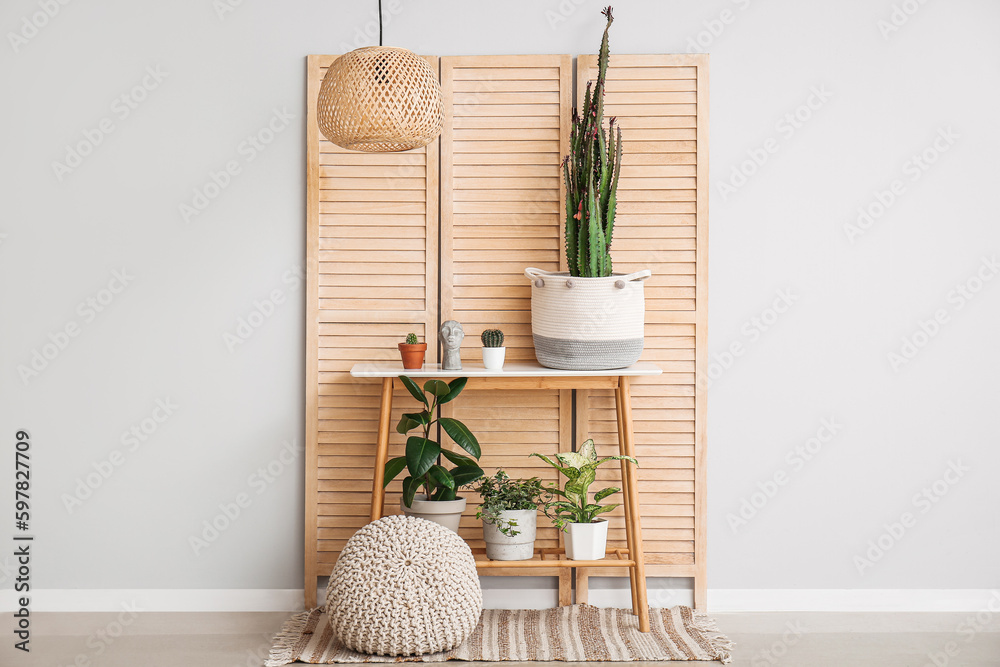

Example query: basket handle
[524,267,554,281]
[622,269,652,282]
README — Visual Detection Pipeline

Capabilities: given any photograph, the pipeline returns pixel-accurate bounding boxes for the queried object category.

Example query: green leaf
[449,465,484,487]
[441,449,477,467]
[427,465,455,490]
[440,418,481,458]
[433,486,457,501]
[423,379,451,397]
[593,486,619,502]
[565,466,596,500]
[383,456,408,487]
[564,488,584,507]
[596,455,639,468]
[405,436,441,477]
[399,376,428,405]
[401,476,420,507]
[405,411,431,425]
[593,503,618,516]
[396,415,421,435]
[550,501,580,514]
[555,450,592,469]
[578,439,598,462]
[397,411,431,435]
[439,377,468,404]
[529,452,561,470]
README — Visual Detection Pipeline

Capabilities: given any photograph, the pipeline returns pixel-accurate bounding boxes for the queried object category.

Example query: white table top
[350,361,662,378]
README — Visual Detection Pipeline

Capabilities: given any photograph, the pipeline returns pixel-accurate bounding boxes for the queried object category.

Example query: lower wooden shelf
[474,547,635,569]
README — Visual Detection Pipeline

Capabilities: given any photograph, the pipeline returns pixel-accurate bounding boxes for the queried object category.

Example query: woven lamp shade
[317,46,444,152]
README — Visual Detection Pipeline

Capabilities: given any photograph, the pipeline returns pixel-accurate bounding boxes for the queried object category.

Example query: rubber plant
[563,6,623,278]
[531,438,637,530]
[383,376,484,506]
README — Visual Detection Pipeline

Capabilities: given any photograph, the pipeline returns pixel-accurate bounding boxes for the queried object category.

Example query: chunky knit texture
[325,515,483,657]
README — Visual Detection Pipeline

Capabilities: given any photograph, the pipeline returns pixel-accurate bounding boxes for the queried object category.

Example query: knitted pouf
[325,514,483,656]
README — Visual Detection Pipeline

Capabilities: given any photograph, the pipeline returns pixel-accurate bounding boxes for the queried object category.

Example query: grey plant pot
[401,494,466,533]
[482,509,536,560]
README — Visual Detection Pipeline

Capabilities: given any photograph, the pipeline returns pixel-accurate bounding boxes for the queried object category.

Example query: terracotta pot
[397,343,427,369]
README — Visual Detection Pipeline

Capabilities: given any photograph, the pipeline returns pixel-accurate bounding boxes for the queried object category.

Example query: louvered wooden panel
[305,55,440,605]
[574,55,708,607]
[439,55,574,575]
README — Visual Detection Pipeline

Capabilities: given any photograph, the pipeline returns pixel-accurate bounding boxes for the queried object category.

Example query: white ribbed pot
[482,509,536,561]
[401,494,466,533]
[524,267,651,370]
[481,346,506,370]
[565,520,609,561]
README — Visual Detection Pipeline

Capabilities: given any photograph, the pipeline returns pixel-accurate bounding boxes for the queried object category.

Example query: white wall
[1,0,997,602]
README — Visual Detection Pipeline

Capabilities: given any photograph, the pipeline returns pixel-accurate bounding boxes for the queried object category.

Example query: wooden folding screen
[438,55,574,597]
[573,54,708,609]
[305,55,440,607]
[305,53,708,609]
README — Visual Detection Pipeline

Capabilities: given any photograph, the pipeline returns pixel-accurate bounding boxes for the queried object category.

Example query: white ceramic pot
[482,509,536,560]
[481,346,506,370]
[524,267,651,370]
[401,494,466,533]
[565,519,609,561]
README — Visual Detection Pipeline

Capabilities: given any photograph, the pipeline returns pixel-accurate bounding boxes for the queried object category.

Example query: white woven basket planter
[524,267,651,371]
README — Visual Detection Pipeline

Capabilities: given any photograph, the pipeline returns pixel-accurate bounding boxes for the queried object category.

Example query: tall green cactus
[563,6,623,278]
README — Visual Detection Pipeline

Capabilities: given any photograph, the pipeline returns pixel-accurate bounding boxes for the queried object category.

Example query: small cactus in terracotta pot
[398,332,427,370]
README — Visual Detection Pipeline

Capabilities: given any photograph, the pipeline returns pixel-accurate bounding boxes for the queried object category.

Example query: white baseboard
[3,587,997,613]
[709,588,1000,612]
[0,589,304,612]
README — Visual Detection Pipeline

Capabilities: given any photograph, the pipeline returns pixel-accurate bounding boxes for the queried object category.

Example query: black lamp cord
[378,0,383,46]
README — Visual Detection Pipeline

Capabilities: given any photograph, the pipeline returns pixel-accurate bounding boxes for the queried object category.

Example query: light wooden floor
[10,611,1000,666]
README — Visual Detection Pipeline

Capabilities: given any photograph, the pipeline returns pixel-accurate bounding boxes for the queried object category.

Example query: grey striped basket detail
[532,335,644,371]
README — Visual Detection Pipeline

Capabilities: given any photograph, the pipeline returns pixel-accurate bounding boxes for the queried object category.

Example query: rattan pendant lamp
[317,0,443,152]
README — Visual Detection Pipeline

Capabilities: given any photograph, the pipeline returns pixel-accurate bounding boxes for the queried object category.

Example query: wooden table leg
[616,379,639,616]
[370,377,394,522]
[576,567,590,605]
[618,376,650,632]
[558,570,572,607]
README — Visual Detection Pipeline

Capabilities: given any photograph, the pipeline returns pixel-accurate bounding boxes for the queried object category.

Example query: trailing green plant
[563,6,622,278]
[481,329,504,348]
[531,438,637,530]
[404,332,418,345]
[473,470,550,536]
[383,376,484,506]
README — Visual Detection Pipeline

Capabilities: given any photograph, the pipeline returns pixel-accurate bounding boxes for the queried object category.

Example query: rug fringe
[265,608,315,667]
[690,609,735,665]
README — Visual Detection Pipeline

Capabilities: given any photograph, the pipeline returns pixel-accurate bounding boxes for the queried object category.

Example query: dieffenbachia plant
[531,438,637,529]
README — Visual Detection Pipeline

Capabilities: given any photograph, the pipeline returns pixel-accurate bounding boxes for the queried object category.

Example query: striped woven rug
[265,605,732,665]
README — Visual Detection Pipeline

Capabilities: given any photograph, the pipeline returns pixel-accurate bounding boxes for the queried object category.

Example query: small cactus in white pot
[481,329,506,370]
